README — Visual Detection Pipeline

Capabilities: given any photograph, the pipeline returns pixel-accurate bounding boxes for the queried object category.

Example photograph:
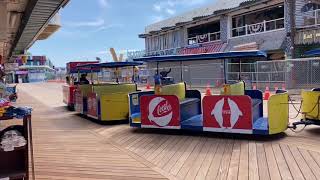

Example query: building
[5,55,56,83]
[130,0,320,85]
[135,0,291,59]
[294,0,320,57]
[129,0,292,83]
[0,0,70,66]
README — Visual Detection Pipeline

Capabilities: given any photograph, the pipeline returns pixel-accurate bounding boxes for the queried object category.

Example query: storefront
[295,28,320,57]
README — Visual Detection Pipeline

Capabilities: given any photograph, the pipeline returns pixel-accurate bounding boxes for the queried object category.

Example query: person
[79,74,89,84]
[65,76,70,85]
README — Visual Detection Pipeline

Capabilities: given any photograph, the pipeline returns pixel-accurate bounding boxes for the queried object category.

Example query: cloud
[153,4,161,12]
[97,0,108,8]
[166,8,175,15]
[151,16,164,23]
[66,18,105,27]
[94,23,124,32]
[153,0,209,13]
[151,0,208,22]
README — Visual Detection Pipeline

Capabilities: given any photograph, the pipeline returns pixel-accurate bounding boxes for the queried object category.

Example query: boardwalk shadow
[304,127,320,135]
[130,128,287,142]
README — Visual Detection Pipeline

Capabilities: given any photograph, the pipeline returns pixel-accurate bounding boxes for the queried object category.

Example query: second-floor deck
[232,18,285,38]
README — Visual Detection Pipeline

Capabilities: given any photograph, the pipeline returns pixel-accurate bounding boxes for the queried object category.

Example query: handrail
[232,18,284,37]
[187,31,221,45]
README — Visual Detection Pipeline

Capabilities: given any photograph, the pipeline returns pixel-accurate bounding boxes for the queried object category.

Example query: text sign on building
[203,96,253,134]
[296,29,320,45]
[140,95,180,129]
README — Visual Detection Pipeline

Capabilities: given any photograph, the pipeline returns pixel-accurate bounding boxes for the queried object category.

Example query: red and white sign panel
[203,96,253,134]
[140,95,180,129]
[74,89,83,113]
[87,93,98,119]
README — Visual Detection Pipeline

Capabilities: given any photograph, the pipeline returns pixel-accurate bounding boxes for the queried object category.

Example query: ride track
[13,83,320,180]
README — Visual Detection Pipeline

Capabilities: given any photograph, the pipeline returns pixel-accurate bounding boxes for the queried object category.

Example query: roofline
[76,62,143,69]
[139,0,272,38]
[133,50,267,62]
[25,0,71,50]
[9,0,70,57]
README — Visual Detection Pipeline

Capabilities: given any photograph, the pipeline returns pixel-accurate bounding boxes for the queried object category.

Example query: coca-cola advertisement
[140,95,180,129]
[203,96,252,134]
[87,93,98,118]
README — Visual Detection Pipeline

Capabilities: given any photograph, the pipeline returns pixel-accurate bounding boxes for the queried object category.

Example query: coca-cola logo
[148,97,173,127]
[154,100,172,117]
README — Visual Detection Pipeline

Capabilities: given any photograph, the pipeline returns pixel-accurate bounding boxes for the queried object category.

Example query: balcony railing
[188,31,221,45]
[300,9,320,27]
[232,18,285,37]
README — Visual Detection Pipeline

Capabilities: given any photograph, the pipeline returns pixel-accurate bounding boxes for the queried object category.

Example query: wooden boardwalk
[12,83,320,180]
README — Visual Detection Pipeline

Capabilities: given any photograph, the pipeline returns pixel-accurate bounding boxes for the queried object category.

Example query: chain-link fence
[137,58,320,90]
[256,58,320,90]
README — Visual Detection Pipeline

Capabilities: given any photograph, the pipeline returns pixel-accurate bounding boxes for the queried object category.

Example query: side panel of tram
[74,83,139,121]
[129,82,289,135]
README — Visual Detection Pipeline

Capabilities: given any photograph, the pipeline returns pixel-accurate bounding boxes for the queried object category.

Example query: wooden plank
[170,137,201,176]
[248,141,259,180]
[238,140,249,180]
[194,139,220,180]
[216,139,234,180]
[147,136,175,162]
[205,138,228,179]
[134,135,161,156]
[176,138,207,179]
[185,138,212,180]
[142,135,169,159]
[156,136,187,168]
[131,134,158,153]
[256,143,270,180]
[227,140,241,180]
[289,146,316,180]
[299,148,320,178]
[162,136,194,172]
[264,143,281,180]
[309,151,320,167]
[280,144,304,180]
[153,136,182,165]
[272,143,293,180]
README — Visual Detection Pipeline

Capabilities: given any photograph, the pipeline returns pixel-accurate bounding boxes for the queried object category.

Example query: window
[232,5,284,37]
[187,21,220,45]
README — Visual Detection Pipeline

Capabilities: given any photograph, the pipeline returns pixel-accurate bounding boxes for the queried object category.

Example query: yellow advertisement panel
[301,91,320,120]
[268,93,289,134]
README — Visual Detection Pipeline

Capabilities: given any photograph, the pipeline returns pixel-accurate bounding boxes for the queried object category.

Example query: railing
[300,9,320,27]
[232,18,284,37]
[188,31,221,45]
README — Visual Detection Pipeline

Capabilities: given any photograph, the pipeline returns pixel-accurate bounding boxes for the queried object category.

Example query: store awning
[305,49,320,57]
[11,0,69,56]
[77,62,143,69]
[133,51,267,62]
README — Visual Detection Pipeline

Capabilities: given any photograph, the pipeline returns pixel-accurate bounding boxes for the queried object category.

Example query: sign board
[15,71,28,75]
[177,42,224,55]
[4,63,19,71]
[87,93,98,119]
[295,29,320,45]
[66,61,99,74]
[203,96,253,134]
[140,95,180,129]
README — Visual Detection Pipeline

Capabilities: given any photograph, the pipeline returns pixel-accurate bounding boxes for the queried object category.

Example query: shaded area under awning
[10,0,69,57]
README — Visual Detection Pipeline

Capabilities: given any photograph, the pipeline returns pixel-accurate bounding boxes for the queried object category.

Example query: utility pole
[289,0,296,59]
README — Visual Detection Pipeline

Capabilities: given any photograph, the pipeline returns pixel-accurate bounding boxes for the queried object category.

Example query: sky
[29,0,213,67]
